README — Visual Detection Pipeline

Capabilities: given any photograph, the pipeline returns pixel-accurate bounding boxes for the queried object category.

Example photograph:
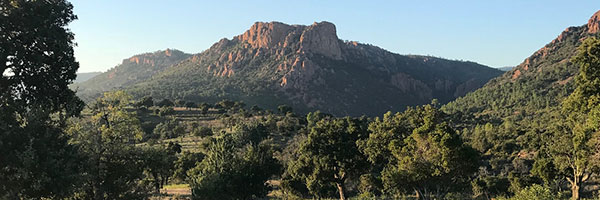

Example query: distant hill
[72,49,191,101]
[74,72,101,83]
[74,22,502,116]
[497,66,514,71]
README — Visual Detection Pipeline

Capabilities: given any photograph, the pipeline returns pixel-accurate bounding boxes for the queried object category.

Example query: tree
[157,99,174,107]
[66,91,150,199]
[172,151,205,182]
[198,102,210,114]
[0,1,84,198]
[550,37,600,200]
[136,96,154,108]
[141,145,177,194]
[153,119,185,139]
[216,99,235,110]
[188,125,280,200]
[497,184,557,200]
[192,126,213,137]
[360,103,479,198]
[185,101,197,109]
[175,99,187,107]
[278,104,293,114]
[250,105,262,113]
[234,101,246,109]
[286,117,369,200]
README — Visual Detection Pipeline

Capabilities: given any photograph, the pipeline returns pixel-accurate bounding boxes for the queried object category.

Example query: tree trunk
[414,188,421,199]
[571,183,580,200]
[154,172,161,194]
[336,182,346,200]
[0,53,6,75]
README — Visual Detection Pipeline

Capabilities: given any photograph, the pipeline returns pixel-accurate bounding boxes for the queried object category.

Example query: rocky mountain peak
[124,49,184,65]
[299,21,342,60]
[234,21,298,49]
[233,21,342,60]
[588,10,600,33]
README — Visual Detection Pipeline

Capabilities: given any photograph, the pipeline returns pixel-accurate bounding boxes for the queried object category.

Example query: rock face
[235,22,298,49]
[588,10,600,34]
[103,21,503,116]
[298,22,342,60]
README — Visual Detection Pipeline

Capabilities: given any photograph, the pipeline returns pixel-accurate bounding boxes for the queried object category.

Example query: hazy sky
[70,1,600,72]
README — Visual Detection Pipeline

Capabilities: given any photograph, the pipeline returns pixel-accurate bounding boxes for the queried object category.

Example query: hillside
[439,11,600,187]
[72,49,191,101]
[123,21,501,116]
[74,72,101,83]
[443,11,600,124]
[497,66,514,71]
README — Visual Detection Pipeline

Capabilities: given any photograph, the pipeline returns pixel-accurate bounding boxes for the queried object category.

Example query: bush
[188,128,279,200]
[192,126,213,137]
[158,107,175,116]
[153,120,185,139]
[497,184,557,200]
[157,99,174,107]
[185,101,197,108]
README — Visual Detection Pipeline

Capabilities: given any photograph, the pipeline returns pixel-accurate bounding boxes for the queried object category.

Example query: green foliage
[67,91,150,199]
[185,101,197,108]
[192,126,213,137]
[472,175,511,199]
[0,1,83,197]
[440,24,600,200]
[496,184,558,200]
[135,96,154,108]
[157,106,175,116]
[175,99,187,107]
[547,37,600,200]
[361,103,479,198]
[173,151,205,183]
[216,99,235,110]
[157,98,175,107]
[285,116,369,199]
[278,104,293,114]
[188,125,280,200]
[140,145,178,193]
[153,119,185,139]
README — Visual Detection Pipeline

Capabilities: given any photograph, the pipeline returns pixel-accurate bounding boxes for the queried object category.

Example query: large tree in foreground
[0,0,83,198]
[551,37,600,200]
[188,123,280,200]
[360,103,479,198]
[286,116,370,200]
[67,91,149,199]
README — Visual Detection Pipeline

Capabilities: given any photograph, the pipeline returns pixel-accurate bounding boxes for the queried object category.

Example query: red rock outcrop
[298,22,342,60]
[234,21,342,60]
[588,10,600,34]
[235,22,297,49]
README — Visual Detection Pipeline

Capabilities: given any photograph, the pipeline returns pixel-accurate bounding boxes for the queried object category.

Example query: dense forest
[4,1,600,200]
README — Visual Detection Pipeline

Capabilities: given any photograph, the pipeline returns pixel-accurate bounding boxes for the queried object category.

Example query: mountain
[74,72,101,83]
[497,66,514,71]
[72,49,192,101]
[443,10,600,123]
[118,22,502,116]
[73,22,501,116]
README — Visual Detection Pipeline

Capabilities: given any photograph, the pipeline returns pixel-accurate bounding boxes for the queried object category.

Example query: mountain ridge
[72,49,192,100]
[75,21,502,116]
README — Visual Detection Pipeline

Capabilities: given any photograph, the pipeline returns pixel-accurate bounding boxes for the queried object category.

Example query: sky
[70,1,600,73]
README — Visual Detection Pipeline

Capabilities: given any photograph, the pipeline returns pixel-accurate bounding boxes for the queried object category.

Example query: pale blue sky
[70,1,600,72]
